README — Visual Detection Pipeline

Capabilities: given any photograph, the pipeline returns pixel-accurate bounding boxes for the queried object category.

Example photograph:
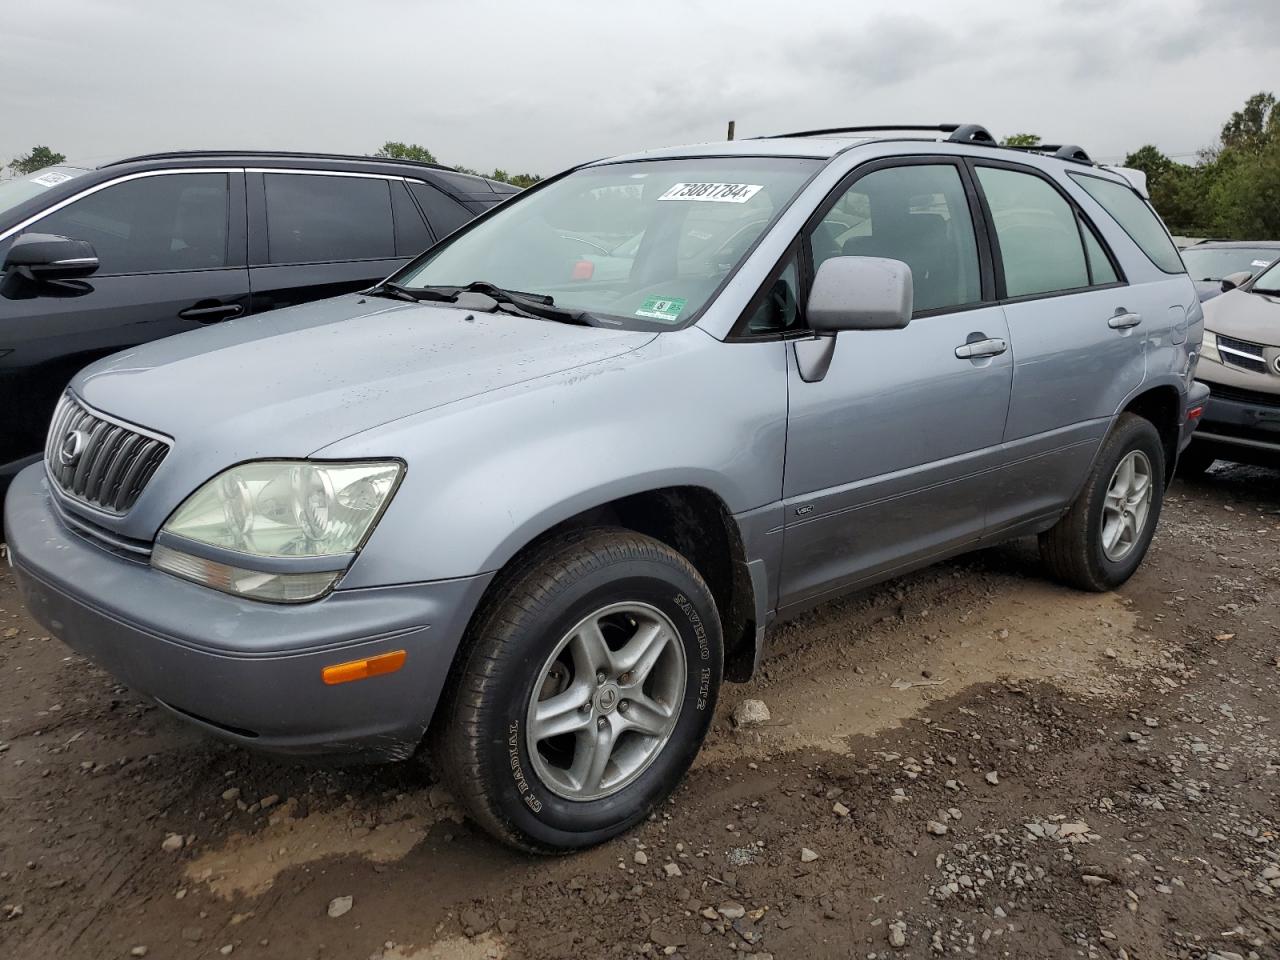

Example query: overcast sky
[2,0,1275,176]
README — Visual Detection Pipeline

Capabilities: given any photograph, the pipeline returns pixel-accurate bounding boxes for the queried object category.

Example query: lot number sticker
[635,296,688,322]
[657,182,763,204]
[31,171,72,187]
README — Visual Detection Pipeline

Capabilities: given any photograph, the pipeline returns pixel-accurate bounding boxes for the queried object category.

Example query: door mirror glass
[2,233,100,281]
[807,256,913,332]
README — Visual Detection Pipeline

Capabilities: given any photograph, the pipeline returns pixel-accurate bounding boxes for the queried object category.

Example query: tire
[432,527,723,853]
[1175,441,1217,479]
[1039,413,1165,592]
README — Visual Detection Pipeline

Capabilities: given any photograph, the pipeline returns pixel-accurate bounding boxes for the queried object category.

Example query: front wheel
[432,528,723,853]
[1040,413,1166,592]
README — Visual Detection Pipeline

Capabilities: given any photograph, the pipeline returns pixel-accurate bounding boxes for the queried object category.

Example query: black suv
[0,151,516,501]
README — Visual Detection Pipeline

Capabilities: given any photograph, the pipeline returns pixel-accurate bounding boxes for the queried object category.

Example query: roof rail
[945,124,996,145]
[759,123,972,140]
[999,143,1095,165]
[100,149,452,172]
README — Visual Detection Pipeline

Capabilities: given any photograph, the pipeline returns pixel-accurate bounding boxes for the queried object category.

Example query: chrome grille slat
[44,393,171,514]
[1217,334,1268,375]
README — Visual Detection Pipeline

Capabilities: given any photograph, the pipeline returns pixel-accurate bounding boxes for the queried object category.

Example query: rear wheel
[433,527,722,853]
[1040,413,1165,592]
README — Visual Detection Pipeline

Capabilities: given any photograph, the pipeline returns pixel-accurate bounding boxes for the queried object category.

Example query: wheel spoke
[569,620,613,678]
[532,682,592,741]
[570,721,617,794]
[614,620,670,683]
[621,692,674,737]
[1103,516,1123,552]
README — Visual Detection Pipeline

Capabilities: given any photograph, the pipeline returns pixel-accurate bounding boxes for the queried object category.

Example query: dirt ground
[1,467,1277,960]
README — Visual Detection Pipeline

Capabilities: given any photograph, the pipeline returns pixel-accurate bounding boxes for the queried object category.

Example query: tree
[373,141,437,164]
[10,145,65,176]
[1220,92,1276,153]
[371,143,541,189]
[1123,145,1176,190]
[1001,133,1041,147]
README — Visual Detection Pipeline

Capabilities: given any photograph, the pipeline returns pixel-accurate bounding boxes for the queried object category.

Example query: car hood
[1203,288,1280,346]
[74,294,655,456]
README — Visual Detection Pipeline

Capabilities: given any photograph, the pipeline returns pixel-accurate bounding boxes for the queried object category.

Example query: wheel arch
[470,483,762,684]
[1120,381,1183,486]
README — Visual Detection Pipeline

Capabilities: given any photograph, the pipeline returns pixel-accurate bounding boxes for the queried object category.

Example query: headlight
[152,460,403,602]
[1201,329,1221,364]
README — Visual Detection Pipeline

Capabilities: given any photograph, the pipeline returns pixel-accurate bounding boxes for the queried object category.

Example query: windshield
[395,157,821,330]
[0,167,87,219]
[1253,260,1280,295]
[1181,246,1278,281]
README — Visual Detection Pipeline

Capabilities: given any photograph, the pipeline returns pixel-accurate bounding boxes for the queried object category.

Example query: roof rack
[759,123,995,143]
[759,124,1100,164]
[1001,143,1094,165]
[100,149,451,172]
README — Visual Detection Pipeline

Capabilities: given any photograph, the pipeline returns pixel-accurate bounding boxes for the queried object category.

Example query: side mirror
[807,256,913,333]
[3,233,100,282]
[1220,270,1252,292]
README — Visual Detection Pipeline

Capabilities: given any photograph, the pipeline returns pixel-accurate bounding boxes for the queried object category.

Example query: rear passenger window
[812,164,981,314]
[1069,172,1184,274]
[977,167,1088,298]
[264,174,394,264]
[409,182,474,238]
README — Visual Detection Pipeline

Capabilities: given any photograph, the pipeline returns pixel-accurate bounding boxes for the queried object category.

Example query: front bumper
[1189,379,1280,461]
[4,465,492,760]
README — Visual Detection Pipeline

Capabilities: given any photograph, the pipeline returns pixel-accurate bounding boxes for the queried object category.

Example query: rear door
[779,158,1013,611]
[0,169,248,485]
[246,171,428,312]
[969,161,1145,534]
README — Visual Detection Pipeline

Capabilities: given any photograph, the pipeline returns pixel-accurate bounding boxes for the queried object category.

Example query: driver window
[809,164,981,314]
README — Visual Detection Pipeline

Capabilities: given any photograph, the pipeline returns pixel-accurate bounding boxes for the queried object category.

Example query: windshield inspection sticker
[31,171,72,187]
[1253,259,1272,268]
[657,182,763,204]
[635,296,688,322]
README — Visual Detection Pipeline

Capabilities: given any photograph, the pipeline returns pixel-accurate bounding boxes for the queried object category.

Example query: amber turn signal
[322,649,407,685]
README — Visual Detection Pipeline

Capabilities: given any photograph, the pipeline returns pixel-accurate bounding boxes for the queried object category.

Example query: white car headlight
[152,460,403,602]
[1200,329,1221,364]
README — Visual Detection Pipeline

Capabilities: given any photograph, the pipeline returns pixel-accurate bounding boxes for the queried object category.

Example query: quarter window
[745,256,801,335]
[1069,172,1184,274]
[811,164,981,314]
[27,173,230,275]
[1081,218,1119,285]
[976,167,1089,298]
[409,182,475,238]
[264,174,395,264]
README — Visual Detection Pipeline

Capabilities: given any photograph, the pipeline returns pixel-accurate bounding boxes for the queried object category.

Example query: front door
[0,170,249,487]
[780,159,1012,612]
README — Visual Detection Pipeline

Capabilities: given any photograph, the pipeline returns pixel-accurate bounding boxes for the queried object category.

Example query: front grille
[45,393,171,514]
[1207,382,1280,409]
[1217,334,1269,374]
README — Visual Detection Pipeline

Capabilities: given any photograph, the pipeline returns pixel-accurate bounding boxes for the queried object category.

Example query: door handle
[1108,311,1142,330]
[179,302,243,323]
[955,337,1007,360]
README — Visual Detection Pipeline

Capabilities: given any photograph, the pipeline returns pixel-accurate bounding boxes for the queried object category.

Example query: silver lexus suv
[5,124,1206,852]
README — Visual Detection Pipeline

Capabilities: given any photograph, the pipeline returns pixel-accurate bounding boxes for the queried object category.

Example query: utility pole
[726,120,736,141]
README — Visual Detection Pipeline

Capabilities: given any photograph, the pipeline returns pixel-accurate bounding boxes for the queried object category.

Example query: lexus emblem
[59,429,88,467]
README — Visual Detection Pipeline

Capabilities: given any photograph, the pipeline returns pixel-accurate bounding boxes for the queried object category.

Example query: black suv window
[29,173,230,275]
[409,181,474,238]
[976,166,1091,298]
[812,163,982,314]
[264,174,395,264]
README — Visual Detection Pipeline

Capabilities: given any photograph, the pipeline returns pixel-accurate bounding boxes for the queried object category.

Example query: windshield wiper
[1252,287,1280,296]
[383,280,596,326]
[365,281,459,304]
